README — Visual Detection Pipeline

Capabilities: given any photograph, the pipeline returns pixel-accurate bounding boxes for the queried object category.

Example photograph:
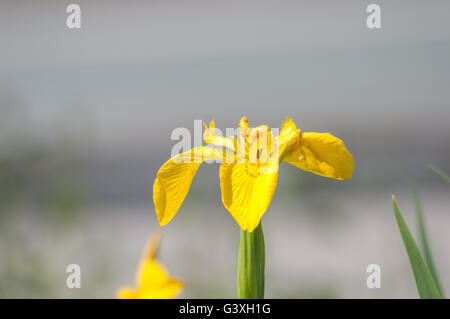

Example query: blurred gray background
[0,0,449,298]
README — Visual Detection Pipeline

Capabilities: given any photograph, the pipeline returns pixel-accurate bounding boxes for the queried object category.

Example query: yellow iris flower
[117,231,183,299]
[154,117,354,232]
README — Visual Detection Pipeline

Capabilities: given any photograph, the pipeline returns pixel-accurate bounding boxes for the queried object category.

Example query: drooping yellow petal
[282,132,354,180]
[219,162,278,232]
[154,146,236,226]
[203,120,237,152]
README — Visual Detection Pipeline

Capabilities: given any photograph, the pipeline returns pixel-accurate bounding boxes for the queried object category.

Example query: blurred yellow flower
[117,231,183,299]
[154,117,354,232]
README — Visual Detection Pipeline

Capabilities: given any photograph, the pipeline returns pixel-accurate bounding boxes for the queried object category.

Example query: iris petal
[283,132,354,180]
[154,147,235,226]
[219,162,278,232]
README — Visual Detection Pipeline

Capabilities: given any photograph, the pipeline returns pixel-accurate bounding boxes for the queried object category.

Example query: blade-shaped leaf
[427,163,450,183]
[391,195,442,299]
[410,182,444,297]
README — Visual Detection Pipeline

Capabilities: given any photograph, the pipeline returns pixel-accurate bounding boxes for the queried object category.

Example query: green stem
[237,222,265,299]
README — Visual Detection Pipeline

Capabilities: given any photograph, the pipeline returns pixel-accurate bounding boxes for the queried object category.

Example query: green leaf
[392,195,442,298]
[410,182,444,297]
[237,222,265,299]
[427,163,450,183]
